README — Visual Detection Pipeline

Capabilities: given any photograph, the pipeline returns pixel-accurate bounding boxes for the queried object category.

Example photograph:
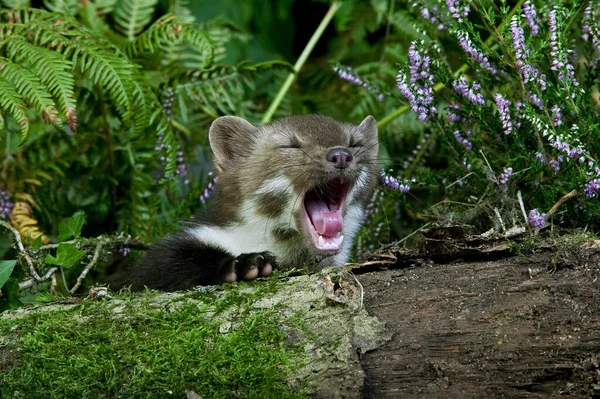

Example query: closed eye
[280,136,301,149]
[350,141,364,148]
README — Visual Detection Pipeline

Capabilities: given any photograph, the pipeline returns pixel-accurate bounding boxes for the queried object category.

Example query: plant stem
[261,1,342,124]
[377,0,526,131]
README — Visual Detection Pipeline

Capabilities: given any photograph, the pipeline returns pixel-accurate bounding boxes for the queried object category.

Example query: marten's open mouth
[302,177,349,252]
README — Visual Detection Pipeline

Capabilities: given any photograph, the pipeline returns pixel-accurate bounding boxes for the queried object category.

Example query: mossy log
[0,269,390,399]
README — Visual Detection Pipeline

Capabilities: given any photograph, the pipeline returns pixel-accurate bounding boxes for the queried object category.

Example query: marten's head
[209,115,378,264]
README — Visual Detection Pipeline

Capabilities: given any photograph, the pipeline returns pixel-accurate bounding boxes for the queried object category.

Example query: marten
[129,115,379,291]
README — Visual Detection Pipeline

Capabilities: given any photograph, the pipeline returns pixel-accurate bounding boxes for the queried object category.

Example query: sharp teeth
[318,235,325,247]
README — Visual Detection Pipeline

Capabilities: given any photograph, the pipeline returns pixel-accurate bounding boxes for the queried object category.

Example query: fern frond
[175,61,291,115]
[0,56,61,128]
[1,0,30,8]
[4,38,76,133]
[77,48,135,125]
[42,0,79,13]
[127,14,214,67]
[129,67,154,136]
[169,0,195,24]
[94,0,118,15]
[113,0,158,40]
[0,75,28,140]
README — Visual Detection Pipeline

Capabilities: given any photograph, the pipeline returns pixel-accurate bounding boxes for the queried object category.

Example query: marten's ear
[357,115,378,140]
[209,116,258,171]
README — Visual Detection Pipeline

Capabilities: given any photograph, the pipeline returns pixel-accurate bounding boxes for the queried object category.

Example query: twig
[18,267,58,291]
[0,220,41,281]
[516,190,528,225]
[69,241,103,294]
[547,189,579,216]
[50,273,58,295]
[493,207,506,233]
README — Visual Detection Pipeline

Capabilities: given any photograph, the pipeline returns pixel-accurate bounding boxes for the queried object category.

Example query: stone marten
[130,115,379,291]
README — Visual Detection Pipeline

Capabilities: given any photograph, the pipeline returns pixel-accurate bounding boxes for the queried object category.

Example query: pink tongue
[305,200,343,236]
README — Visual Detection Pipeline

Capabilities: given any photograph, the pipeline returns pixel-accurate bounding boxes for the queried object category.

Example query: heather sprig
[494,93,512,135]
[380,169,411,193]
[522,1,540,36]
[332,62,384,101]
[456,30,499,75]
[199,171,219,205]
[452,76,485,105]
[509,16,546,90]
[419,4,445,31]
[528,209,547,229]
[445,0,470,22]
[498,167,513,185]
[396,41,437,122]
[549,6,580,88]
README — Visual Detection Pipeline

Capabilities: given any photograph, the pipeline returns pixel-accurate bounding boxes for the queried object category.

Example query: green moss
[0,287,308,399]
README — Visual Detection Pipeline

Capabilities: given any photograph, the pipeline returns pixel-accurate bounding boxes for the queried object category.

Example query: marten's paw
[222,252,278,283]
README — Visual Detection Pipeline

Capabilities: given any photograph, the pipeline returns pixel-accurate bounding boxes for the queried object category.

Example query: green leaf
[45,243,86,269]
[0,279,22,312]
[31,235,43,249]
[0,260,17,290]
[58,211,85,240]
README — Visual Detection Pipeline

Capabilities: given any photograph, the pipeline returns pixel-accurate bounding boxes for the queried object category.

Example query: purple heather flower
[380,169,411,193]
[457,31,498,74]
[550,136,585,161]
[584,179,600,198]
[522,1,540,36]
[549,7,580,87]
[499,167,513,185]
[494,93,512,135]
[582,2,592,41]
[549,159,561,172]
[510,16,546,89]
[453,130,472,151]
[397,41,437,122]
[0,190,13,220]
[452,77,485,105]
[529,93,543,109]
[176,150,189,185]
[528,208,547,229]
[199,171,219,205]
[119,247,131,257]
[446,103,471,124]
[445,0,470,22]
[551,104,563,126]
[420,5,445,30]
[332,63,385,102]
[534,152,545,163]
[163,87,174,122]
[332,64,364,86]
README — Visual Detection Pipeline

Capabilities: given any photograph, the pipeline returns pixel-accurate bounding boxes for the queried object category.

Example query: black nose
[326,148,353,169]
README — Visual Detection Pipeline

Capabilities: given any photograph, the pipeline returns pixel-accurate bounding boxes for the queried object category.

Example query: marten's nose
[326,148,353,169]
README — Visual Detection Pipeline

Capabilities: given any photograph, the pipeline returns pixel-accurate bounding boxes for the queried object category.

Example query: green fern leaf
[0,56,61,128]
[175,61,291,115]
[127,14,214,67]
[113,0,158,40]
[129,67,154,136]
[4,38,77,132]
[42,0,79,13]
[0,75,29,142]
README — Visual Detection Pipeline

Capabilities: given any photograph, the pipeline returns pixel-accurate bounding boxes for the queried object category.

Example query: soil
[356,238,600,398]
